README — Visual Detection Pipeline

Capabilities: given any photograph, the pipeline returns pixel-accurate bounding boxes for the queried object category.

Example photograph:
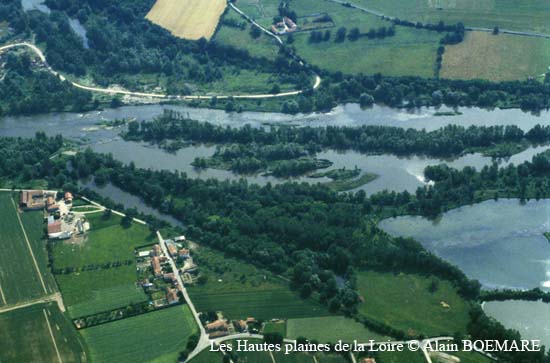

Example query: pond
[379,199,550,291]
[484,300,550,347]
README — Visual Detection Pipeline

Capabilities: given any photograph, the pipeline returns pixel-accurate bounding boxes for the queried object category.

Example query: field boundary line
[0,282,6,305]
[269,351,276,363]
[43,308,63,363]
[0,294,57,315]
[11,197,48,295]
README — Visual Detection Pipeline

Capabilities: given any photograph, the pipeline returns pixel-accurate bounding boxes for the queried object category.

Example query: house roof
[206,320,227,330]
[47,221,62,234]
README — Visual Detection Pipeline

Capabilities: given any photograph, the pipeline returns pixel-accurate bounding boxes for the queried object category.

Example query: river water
[2,104,550,195]
[4,103,550,134]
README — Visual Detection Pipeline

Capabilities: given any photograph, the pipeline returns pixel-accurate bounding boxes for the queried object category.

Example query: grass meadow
[375,350,426,363]
[453,351,493,363]
[263,321,287,336]
[189,350,224,363]
[214,10,280,60]
[52,213,155,269]
[189,287,331,320]
[286,316,386,343]
[81,305,198,363]
[356,271,471,337]
[187,246,331,320]
[0,192,50,304]
[221,0,441,77]
[352,0,550,34]
[0,302,87,363]
[55,265,147,318]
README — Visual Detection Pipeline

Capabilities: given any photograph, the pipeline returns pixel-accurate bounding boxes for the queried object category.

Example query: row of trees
[268,65,550,112]
[125,111,550,158]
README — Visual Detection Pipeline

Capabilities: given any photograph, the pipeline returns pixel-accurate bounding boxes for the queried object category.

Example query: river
[2,105,550,194]
[4,103,550,134]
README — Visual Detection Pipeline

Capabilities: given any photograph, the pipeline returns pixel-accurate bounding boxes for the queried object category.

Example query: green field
[286,316,386,343]
[81,305,198,363]
[56,266,147,318]
[273,352,315,363]
[356,271,471,337]
[187,247,331,320]
[52,213,155,269]
[190,287,331,320]
[453,351,493,363]
[0,302,87,363]
[315,354,347,363]
[20,208,59,294]
[263,321,287,336]
[189,349,224,363]
[214,10,280,59]
[376,350,426,363]
[442,31,550,81]
[352,0,550,34]
[223,0,441,77]
[0,192,50,305]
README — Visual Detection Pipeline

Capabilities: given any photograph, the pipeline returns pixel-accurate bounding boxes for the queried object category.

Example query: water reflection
[484,300,550,347]
[379,199,550,291]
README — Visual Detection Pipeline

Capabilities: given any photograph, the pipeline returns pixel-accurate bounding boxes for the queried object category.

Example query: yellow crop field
[441,31,550,81]
[146,0,227,40]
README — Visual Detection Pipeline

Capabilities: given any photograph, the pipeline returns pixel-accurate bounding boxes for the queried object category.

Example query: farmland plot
[0,192,49,304]
[146,0,226,40]
[0,303,86,363]
[81,305,198,363]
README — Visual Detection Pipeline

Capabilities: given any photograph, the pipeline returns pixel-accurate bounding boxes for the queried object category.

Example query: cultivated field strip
[43,308,63,363]
[11,197,48,295]
[146,0,226,40]
[0,193,48,304]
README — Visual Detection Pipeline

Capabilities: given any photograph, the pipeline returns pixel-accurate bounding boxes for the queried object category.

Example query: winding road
[0,38,320,101]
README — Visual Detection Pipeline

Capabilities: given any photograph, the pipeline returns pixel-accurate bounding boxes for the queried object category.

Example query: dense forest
[0,132,63,181]
[0,52,93,115]
[125,110,550,158]
[278,68,550,113]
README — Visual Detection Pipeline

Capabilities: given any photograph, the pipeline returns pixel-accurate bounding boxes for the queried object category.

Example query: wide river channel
[3,103,550,342]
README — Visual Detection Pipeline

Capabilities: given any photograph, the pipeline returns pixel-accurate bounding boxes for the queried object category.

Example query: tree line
[125,110,550,158]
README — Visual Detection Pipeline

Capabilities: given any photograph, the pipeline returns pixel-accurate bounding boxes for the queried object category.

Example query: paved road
[0,41,321,100]
[157,232,209,362]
